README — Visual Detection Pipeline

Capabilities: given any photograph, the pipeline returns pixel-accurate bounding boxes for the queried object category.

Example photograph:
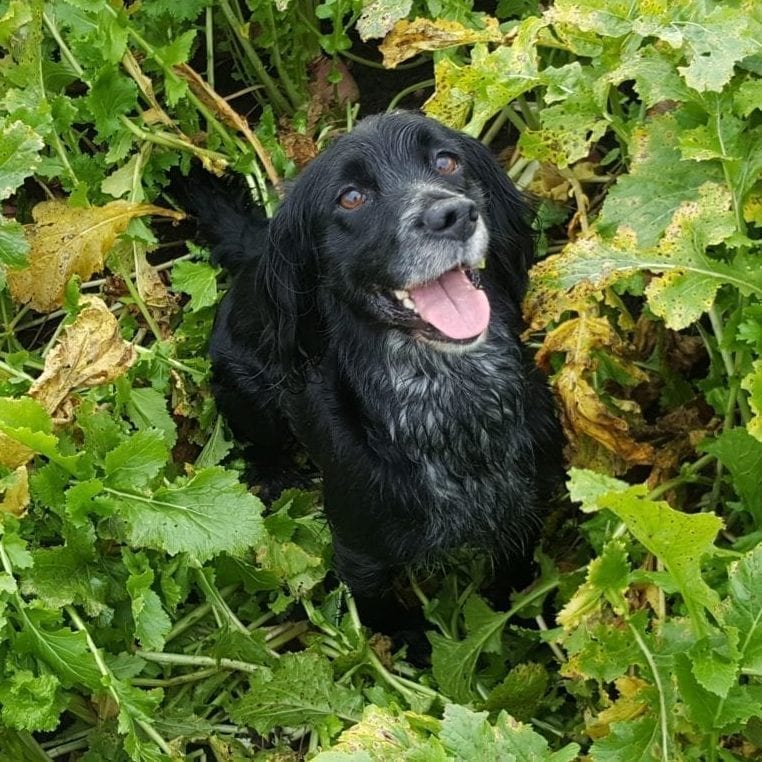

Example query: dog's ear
[459,136,535,305]
[257,185,321,380]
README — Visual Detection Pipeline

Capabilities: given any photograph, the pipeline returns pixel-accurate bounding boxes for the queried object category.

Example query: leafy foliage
[0,0,760,760]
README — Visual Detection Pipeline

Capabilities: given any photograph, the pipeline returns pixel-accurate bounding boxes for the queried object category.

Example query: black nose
[421,197,478,240]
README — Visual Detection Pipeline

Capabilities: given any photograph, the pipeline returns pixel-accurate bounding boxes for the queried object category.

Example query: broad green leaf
[703,428,762,525]
[675,654,762,732]
[171,260,220,312]
[599,115,722,248]
[312,705,445,760]
[430,608,510,703]
[26,537,111,617]
[15,612,102,690]
[483,663,548,721]
[598,488,723,632]
[528,184,746,329]
[590,715,662,761]
[675,6,758,93]
[228,651,363,735]
[0,670,67,732]
[0,218,29,270]
[0,118,43,201]
[125,386,177,447]
[356,0,413,41]
[104,467,264,562]
[424,17,545,136]
[85,67,137,141]
[724,545,762,674]
[439,704,579,761]
[104,429,168,491]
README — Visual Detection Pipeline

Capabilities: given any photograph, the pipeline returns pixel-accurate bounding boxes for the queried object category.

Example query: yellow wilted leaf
[7,200,184,313]
[380,17,502,69]
[0,465,30,517]
[538,315,654,468]
[586,676,649,739]
[29,296,136,417]
[0,434,33,470]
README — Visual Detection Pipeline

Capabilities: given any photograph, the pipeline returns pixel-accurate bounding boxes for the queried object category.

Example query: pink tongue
[409,269,490,340]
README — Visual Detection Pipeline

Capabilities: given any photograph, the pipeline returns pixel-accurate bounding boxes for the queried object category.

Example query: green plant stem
[136,650,262,674]
[501,104,529,134]
[67,606,172,755]
[166,584,239,643]
[516,95,540,131]
[119,117,228,167]
[133,667,219,687]
[266,620,310,651]
[205,5,215,90]
[124,275,163,341]
[264,1,302,108]
[386,78,435,112]
[195,568,249,635]
[627,615,669,761]
[482,105,514,146]
[217,0,292,114]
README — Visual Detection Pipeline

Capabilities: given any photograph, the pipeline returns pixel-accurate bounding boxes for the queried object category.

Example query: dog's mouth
[386,264,490,344]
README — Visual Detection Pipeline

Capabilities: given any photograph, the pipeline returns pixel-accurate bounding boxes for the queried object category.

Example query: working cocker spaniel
[188,111,561,597]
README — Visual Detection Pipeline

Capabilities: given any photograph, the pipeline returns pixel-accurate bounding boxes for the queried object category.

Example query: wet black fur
[185,112,562,597]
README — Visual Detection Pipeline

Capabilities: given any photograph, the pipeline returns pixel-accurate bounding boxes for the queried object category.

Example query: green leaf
[530,183,745,329]
[0,218,29,270]
[425,18,545,136]
[15,612,102,690]
[589,715,661,762]
[439,704,579,761]
[104,467,264,562]
[124,386,177,447]
[26,536,112,617]
[675,6,758,93]
[104,429,168,491]
[599,115,722,248]
[356,0,413,41]
[0,670,67,732]
[569,469,723,632]
[742,360,762,441]
[228,651,363,735]
[483,663,548,721]
[0,118,44,201]
[171,260,220,312]
[725,545,762,674]
[86,67,137,141]
[430,607,510,702]
[123,551,171,651]
[703,428,762,525]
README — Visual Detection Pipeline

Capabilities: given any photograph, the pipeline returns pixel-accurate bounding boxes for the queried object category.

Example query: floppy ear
[255,185,321,380]
[459,135,535,306]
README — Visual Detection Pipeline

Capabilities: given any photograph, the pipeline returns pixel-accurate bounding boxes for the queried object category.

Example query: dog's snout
[421,197,478,240]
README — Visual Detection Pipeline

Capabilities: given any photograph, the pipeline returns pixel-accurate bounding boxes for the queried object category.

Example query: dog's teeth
[402,297,416,311]
[393,289,409,300]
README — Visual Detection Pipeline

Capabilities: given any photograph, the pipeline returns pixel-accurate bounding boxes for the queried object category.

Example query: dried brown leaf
[7,200,184,313]
[29,296,136,416]
[380,17,502,69]
[173,63,281,192]
[540,315,654,468]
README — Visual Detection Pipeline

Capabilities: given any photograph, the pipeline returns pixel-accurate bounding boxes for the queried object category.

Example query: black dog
[187,111,561,597]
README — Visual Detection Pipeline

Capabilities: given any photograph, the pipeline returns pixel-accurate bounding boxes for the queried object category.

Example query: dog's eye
[338,188,366,210]
[434,153,459,175]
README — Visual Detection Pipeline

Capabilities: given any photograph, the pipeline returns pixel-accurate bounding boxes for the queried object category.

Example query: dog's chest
[377,349,526,495]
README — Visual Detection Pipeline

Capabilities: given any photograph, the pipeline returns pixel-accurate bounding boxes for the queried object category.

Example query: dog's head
[262,111,534,370]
